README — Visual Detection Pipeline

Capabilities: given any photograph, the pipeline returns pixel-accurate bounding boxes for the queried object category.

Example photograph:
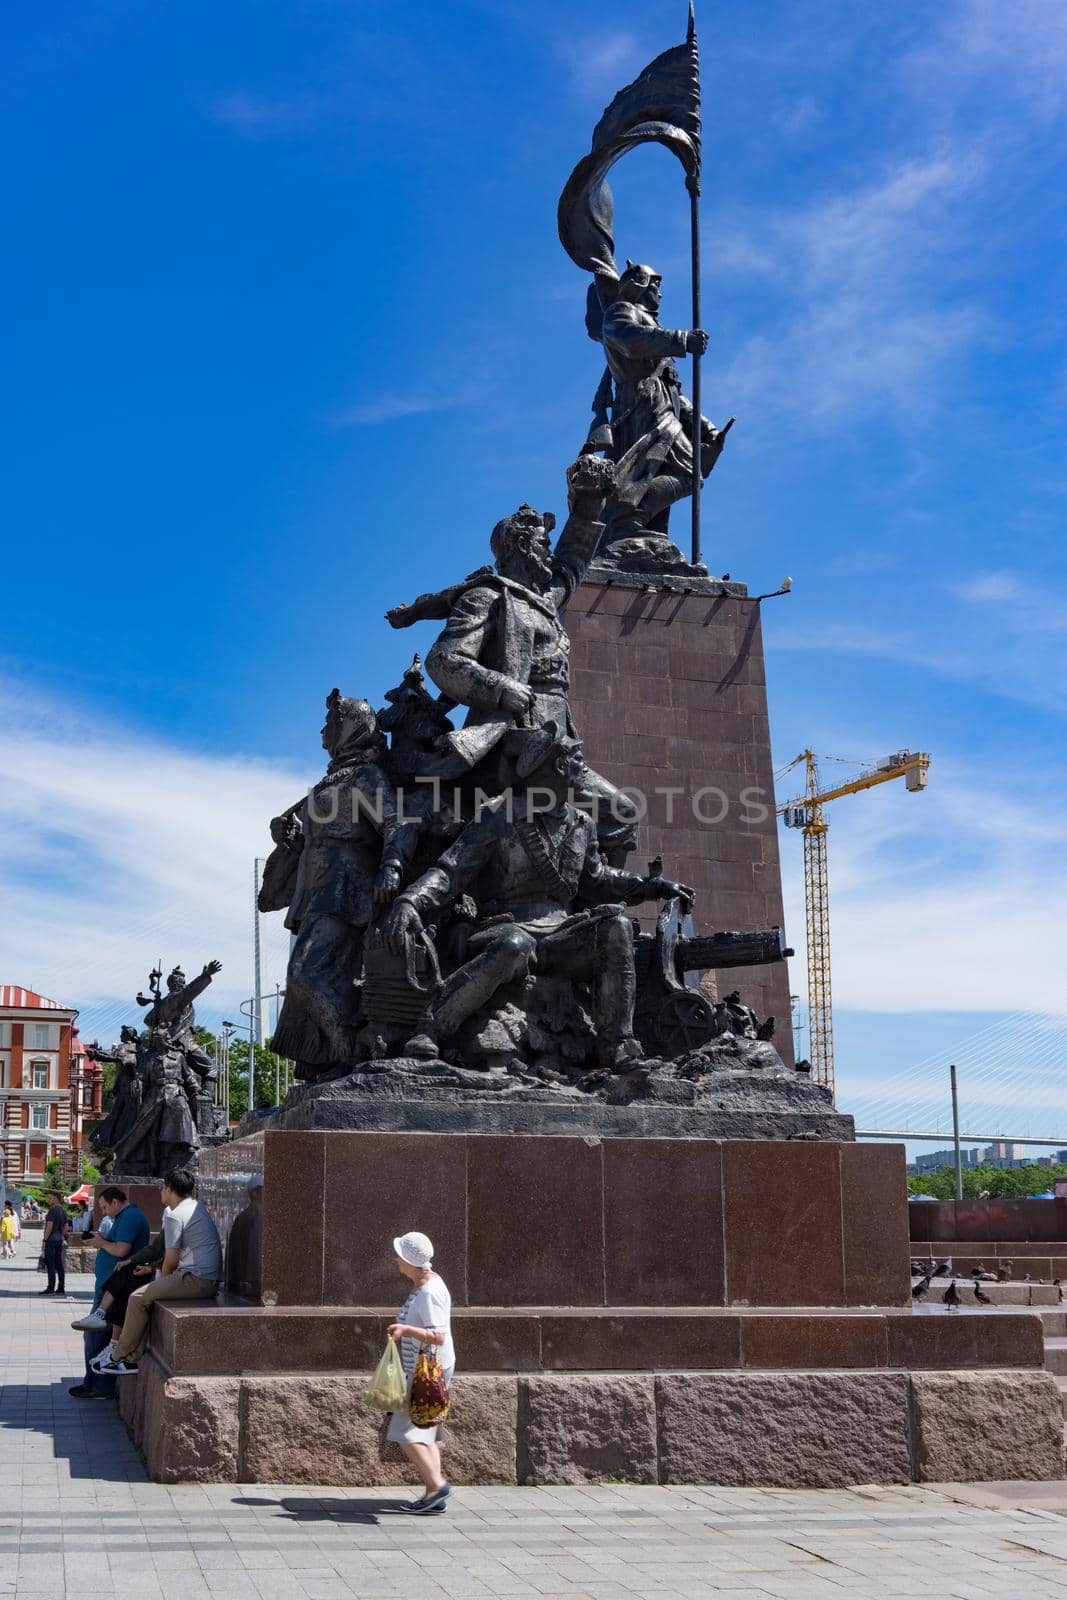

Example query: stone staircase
[1039,1312,1067,1428]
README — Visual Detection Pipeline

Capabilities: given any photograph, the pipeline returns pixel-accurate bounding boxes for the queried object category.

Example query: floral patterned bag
[409,1346,450,1427]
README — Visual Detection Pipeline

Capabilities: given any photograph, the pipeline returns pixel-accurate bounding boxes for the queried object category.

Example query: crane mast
[780,747,930,1099]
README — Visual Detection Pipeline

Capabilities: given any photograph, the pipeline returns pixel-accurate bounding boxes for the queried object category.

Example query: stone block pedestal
[110,1127,1067,1487]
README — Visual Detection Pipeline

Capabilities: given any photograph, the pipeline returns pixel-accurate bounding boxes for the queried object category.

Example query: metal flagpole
[687,1,702,567]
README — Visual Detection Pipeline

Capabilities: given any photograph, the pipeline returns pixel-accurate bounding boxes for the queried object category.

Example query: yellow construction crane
[777,748,931,1098]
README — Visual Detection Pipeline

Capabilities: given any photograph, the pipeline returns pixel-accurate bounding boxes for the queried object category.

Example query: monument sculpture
[254,453,835,1132]
[121,10,1065,1500]
[247,17,830,1124]
[89,959,223,1175]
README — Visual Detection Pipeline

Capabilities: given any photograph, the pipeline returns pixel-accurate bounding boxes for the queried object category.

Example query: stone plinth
[202,1129,908,1310]
[115,1130,1065,1488]
[566,574,793,1054]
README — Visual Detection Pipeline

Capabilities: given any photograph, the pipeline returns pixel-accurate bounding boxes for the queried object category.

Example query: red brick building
[0,985,94,1187]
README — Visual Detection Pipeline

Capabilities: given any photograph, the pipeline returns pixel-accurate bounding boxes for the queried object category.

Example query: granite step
[1055,1376,1067,1419]
[1043,1337,1067,1376]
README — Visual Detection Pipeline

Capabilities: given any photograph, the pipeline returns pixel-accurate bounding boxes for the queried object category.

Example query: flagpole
[687,1,702,568]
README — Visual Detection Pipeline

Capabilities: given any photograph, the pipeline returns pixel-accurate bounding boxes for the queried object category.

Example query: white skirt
[385,1366,455,1444]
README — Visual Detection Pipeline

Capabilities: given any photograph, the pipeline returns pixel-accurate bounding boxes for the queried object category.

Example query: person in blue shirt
[67,1186,150,1400]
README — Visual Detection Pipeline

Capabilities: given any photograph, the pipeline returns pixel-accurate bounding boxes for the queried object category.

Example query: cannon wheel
[654,989,717,1057]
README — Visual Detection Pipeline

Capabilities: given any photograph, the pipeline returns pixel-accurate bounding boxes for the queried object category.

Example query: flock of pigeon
[910,1256,1065,1308]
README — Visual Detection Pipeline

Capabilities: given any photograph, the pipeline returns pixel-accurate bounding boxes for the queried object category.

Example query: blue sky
[2,0,1065,1142]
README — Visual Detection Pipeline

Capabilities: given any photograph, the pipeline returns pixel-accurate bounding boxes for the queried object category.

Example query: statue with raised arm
[582,261,730,570]
[387,454,639,864]
[137,958,221,1129]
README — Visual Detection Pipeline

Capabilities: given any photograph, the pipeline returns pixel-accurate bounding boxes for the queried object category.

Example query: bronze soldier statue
[110,1028,199,1175]
[88,1026,143,1156]
[387,455,639,864]
[583,261,728,564]
[381,725,693,1072]
[259,689,416,1077]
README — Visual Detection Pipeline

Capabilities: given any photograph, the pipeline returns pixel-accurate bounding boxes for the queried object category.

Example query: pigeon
[944,1279,960,1310]
[1024,1272,1033,1284]
[974,1281,991,1305]
[912,1260,927,1276]
[1056,1280,1064,1304]
[912,1275,931,1301]
[932,1258,952,1277]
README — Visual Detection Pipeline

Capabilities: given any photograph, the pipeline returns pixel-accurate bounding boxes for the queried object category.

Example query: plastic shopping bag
[365,1338,408,1412]
[409,1348,450,1427]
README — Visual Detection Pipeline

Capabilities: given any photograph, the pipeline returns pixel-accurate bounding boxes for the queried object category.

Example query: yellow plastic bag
[365,1338,407,1412]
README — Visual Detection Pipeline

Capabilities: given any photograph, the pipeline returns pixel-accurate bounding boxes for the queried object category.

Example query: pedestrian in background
[40,1191,70,1296]
[386,1230,454,1515]
[1,1202,18,1259]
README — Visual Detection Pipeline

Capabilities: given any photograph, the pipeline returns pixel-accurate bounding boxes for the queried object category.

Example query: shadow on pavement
[232,1493,423,1523]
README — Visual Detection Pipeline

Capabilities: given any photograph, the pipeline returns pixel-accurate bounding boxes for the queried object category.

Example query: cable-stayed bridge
[842,1011,1067,1146]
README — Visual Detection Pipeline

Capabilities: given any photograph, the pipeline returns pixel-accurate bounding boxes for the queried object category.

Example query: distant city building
[0,985,100,1189]
[981,1141,1024,1169]
[914,1147,981,1174]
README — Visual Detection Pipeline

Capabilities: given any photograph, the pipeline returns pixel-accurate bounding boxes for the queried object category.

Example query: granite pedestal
[566,571,793,1055]
[114,1128,1065,1487]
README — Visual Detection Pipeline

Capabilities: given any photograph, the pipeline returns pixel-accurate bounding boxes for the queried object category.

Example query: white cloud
[955,570,1025,604]
[774,568,1067,715]
[208,91,324,137]
[0,681,311,1048]
[716,152,989,427]
[901,0,1067,129]
[331,394,462,428]
[778,759,1067,1017]
[561,34,641,99]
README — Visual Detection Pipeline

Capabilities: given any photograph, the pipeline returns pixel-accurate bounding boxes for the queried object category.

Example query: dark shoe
[68,1386,104,1400]
[38,1289,55,1296]
[411,1483,451,1514]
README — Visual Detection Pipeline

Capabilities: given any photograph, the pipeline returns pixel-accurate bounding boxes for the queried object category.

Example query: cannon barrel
[675,927,791,974]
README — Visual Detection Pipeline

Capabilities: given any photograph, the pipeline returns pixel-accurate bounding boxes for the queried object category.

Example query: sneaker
[68,1385,104,1400]
[87,1341,117,1372]
[410,1483,451,1514]
[71,1311,110,1333]
[90,1352,138,1376]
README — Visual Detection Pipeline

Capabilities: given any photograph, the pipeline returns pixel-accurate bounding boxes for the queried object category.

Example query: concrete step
[1037,1309,1067,1336]
[1055,1376,1067,1419]
[1044,1337,1067,1376]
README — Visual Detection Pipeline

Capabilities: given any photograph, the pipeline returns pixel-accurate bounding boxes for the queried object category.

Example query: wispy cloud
[0,680,310,1046]
[775,567,1067,715]
[901,0,1067,129]
[778,760,1067,1016]
[331,394,463,428]
[208,90,326,137]
[559,32,641,99]
[716,152,989,428]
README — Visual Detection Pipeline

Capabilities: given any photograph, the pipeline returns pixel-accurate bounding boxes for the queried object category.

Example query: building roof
[0,985,70,1011]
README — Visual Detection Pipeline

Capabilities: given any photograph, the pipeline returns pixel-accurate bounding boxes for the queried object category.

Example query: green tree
[908,1162,1067,1201]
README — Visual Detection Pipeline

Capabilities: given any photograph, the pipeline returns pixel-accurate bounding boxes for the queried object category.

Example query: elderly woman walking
[387,1230,454,1514]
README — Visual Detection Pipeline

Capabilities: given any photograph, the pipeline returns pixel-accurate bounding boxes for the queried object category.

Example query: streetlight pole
[950,1062,963,1202]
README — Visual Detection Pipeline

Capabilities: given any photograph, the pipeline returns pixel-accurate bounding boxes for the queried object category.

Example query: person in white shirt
[91,1167,222,1375]
[386,1230,455,1515]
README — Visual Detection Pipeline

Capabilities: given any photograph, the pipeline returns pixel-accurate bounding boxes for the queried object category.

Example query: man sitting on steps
[91,1167,222,1376]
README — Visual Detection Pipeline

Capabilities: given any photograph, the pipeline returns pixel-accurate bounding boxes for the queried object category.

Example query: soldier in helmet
[587,260,725,555]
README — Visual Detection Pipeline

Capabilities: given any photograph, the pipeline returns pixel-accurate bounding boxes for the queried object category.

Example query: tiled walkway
[3,1254,1067,1598]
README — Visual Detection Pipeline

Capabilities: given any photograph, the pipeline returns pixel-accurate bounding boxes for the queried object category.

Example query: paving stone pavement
[4,1253,1067,1599]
